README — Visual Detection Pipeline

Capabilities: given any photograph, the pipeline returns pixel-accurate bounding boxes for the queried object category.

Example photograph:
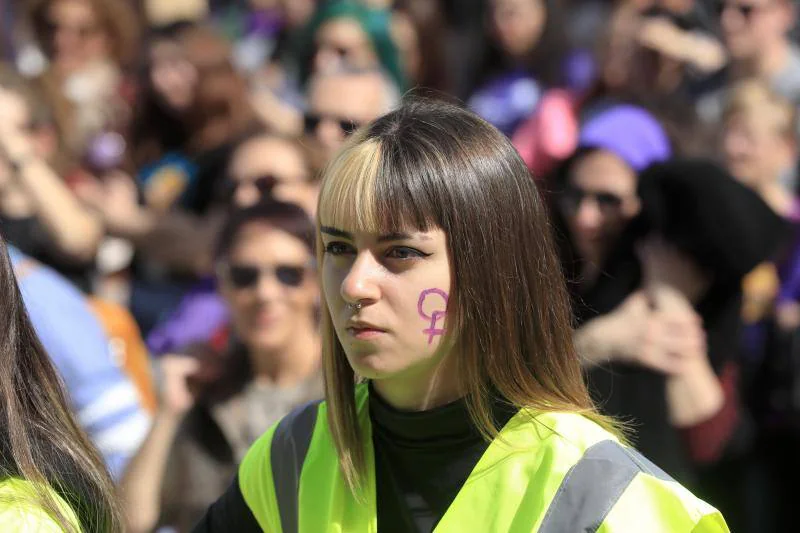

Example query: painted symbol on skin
[418,288,448,345]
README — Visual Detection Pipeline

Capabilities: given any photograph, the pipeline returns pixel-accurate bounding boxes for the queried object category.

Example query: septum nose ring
[347,302,363,311]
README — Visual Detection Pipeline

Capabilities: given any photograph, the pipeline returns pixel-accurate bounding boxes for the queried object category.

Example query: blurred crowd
[1,0,799,531]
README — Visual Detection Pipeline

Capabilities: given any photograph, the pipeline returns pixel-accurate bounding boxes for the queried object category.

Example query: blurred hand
[637,17,726,73]
[157,355,200,417]
[605,290,707,375]
[77,171,151,236]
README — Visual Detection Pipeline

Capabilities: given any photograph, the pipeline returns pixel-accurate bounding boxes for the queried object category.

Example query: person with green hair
[297,0,407,92]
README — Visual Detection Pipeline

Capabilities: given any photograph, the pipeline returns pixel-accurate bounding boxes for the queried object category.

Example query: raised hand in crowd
[0,81,103,264]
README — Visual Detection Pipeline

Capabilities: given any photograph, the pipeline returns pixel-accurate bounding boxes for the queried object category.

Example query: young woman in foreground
[195,99,728,532]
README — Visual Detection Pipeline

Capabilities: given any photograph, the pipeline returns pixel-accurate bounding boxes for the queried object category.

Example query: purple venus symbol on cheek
[417,288,449,345]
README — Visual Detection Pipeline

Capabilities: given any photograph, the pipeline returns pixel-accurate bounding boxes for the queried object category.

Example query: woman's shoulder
[0,478,81,532]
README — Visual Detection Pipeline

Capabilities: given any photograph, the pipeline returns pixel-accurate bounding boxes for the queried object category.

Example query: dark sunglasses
[226,264,307,289]
[560,186,624,212]
[303,113,361,136]
[224,175,277,201]
[715,1,769,19]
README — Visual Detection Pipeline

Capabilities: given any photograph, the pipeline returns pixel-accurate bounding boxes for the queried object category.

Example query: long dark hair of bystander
[0,236,122,532]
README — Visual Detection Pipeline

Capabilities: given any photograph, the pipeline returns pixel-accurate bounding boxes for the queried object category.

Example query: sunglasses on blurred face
[225,264,307,290]
[225,175,277,201]
[44,19,100,40]
[303,113,361,136]
[716,1,773,19]
[560,186,624,213]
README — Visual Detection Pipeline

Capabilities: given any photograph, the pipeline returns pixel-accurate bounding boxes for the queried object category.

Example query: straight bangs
[318,132,439,236]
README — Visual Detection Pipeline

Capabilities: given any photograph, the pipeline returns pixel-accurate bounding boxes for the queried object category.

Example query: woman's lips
[347,326,387,340]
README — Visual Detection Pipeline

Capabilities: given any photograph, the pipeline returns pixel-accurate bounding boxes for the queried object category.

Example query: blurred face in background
[313,17,379,75]
[723,111,796,189]
[491,0,547,59]
[227,136,316,215]
[220,222,317,356]
[149,38,198,113]
[561,150,641,264]
[45,0,110,74]
[719,0,794,59]
[306,72,390,166]
[0,84,57,193]
[280,0,316,29]
[391,11,422,84]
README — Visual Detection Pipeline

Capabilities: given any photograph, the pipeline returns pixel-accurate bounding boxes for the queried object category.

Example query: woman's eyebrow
[321,226,352,238]
[321,227,433,242]
[378,232,433,243]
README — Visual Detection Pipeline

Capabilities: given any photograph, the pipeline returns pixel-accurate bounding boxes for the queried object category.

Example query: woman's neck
[371,353,461,412]
[250,330,321,388]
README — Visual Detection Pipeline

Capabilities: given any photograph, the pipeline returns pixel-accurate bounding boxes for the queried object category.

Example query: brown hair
[724,78,798,143]
[0,239,123,531]
[317,98,621,492]
[30,0,141,68]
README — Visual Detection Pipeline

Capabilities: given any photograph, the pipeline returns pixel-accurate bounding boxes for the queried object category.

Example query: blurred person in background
[29,0,140,162]
[0,63,102,291]
[81,24,260,334]
[146,131,315,357]
[721,80,798,352]
[723,79,798,219]
[555,105,785,527]
[252,0,404,135]
[390,0,452,93]
[513,0,720,180]
[720,78,800,532]
[298,0,405,91]
[0,236,123,531]
[697,0,800,126]
[468,0,569,136]
[122,201,322,533]
[304,67,399,173]
[128,21,199,214]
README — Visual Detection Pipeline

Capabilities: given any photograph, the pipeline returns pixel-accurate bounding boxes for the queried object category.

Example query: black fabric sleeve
[191,475,263,533]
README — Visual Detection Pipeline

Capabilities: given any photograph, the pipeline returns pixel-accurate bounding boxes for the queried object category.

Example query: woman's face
[313,18,379,75]
[149,39,198,112]
[46,0,109,74]
[220,223,317,356]
[561,150,641,264]
[321,225,452,384]
[723,112,794,190]
[491,0,546,59]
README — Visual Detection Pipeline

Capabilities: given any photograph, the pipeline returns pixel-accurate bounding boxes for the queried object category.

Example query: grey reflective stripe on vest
[538,439,673,533]
[270,400,322,533]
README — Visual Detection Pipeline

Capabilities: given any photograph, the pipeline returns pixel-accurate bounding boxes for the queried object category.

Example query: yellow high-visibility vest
[238,383,729,532]
[0,478,81,532]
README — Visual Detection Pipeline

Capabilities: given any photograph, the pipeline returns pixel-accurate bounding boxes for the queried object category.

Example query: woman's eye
[324,242,354,255]
[386,247,427,260]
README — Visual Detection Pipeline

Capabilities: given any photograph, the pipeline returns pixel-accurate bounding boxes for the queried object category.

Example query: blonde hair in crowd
[317,98,623,493]
[724,79,798,142]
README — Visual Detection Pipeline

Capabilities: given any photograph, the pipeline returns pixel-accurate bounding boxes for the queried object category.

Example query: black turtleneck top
[370,386,517,532]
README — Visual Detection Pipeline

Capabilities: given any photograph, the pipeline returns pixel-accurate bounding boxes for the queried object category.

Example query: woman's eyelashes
[324,241,355,256]
[385,246,431,260]
[323,242,431,261]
